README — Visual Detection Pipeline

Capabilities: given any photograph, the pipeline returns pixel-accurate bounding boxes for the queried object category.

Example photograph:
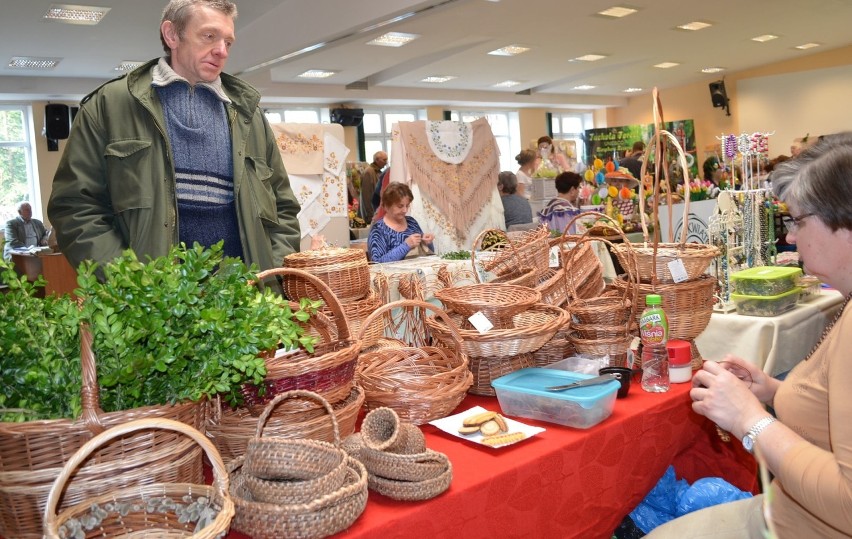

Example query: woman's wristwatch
[742,416,778,454]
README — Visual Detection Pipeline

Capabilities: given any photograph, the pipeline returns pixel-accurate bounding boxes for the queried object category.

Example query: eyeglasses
[781,213,814,232]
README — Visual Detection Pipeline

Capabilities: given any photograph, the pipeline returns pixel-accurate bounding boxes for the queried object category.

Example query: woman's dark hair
[498,171,518,194]
[380,182,414,208]
[554,172,581,194]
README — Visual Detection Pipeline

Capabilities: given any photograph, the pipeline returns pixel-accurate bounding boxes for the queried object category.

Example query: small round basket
[467,353,535,396]
[283,247,370,302]
[613,242,720,284]
[356,300,473,425]
[434,283,541,329]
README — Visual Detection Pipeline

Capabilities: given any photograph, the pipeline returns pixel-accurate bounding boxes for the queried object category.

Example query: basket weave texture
[0,328,203,539]
[613,242,720,284]
[475,226,551,278]
[43,418,233,539]
[435,283,541,329]
[356,300,473,425]
[228,390,368,539]
[283,247,370,302]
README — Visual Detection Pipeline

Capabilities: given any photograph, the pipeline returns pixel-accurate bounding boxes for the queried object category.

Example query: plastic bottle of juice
[640,294,670,392]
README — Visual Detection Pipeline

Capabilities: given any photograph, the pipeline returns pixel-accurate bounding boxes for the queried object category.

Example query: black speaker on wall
[330,108,364,127]
[45,103,71,140]
[709,80,730,116]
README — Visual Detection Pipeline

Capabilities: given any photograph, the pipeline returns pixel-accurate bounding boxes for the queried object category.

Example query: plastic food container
[730,266,802,297]
[731,287,801,317]
[491,368,619,429]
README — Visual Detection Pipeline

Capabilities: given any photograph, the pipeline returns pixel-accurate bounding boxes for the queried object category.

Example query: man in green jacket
[48,0,301,271]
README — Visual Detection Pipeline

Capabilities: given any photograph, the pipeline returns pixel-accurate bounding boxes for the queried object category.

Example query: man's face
[375,153,388,168]
[18,204,32,222]
[163,6,235,84]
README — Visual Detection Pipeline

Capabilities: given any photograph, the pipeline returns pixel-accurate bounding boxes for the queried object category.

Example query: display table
[225,383,756,539]
[10,251,77,297]
[369,256,478,303]
[695,290,844,376]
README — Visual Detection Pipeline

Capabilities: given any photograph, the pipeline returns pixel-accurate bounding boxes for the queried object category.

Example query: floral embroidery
[276,132,322,155]
[426,121,473,164]
[325,151,340,173]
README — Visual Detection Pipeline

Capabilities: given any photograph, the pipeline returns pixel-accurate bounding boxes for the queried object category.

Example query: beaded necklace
[804,291,852,361]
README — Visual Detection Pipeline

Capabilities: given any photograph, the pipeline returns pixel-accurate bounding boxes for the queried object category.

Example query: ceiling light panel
[677,21,712,31]
[701,67,725,73]
[574,54,607,62]
[8,56,61,69]
[421,76,456,83]
[298,69,337,78]
[623,87,643,93]
[573,85,596,90]
[752,34,779,42]
[598,6,638,18]
[795,42,821,50]
[654,62,680,69]
[493,80,521,88]
[114,61,144,72]
[488,45,530,56]
[367,32,420,47]
[43,4,110,25]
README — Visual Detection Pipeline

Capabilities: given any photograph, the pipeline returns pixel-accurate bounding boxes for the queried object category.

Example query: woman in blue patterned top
[368,182,434,262]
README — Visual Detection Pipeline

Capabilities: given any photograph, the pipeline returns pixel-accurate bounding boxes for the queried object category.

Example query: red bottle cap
[666,339,692,366]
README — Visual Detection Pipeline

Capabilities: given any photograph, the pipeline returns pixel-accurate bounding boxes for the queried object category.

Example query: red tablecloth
[226,382,757,539]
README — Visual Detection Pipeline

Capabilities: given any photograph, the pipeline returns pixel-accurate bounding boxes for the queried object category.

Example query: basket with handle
[227,390,368,539]
[474,226,551,278]
[43,417,234,539]
[0,327,203,539]
[283,246,370,302]
[356,300,473,425]
[241,267,360,416]
[434,283,541,329]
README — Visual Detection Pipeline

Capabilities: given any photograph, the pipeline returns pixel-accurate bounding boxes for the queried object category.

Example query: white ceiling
[2,0,851,109]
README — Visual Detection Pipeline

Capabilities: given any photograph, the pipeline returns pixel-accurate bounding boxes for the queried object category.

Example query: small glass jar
[667,339,693,383]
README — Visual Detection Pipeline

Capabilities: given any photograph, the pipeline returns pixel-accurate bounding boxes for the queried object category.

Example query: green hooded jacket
[48,58,301,271]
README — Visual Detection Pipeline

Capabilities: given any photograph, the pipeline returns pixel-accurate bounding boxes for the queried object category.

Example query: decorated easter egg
[608,185,618,198]
[620,187,632,199]
[593,158,604,170]
[585,169,594,182]
[591,193,602,205]
[605,161,615,173]
[595,171,605,185]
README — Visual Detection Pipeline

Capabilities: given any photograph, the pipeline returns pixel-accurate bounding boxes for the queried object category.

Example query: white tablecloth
[369,256,478,304]
[695,290,844,376]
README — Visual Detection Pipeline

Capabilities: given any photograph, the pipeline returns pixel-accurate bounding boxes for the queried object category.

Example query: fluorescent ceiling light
[752,34,779,42]
[43,4,110,25]
[598,6,637,18]
[367,32,420,47]
[701,67,725,73]
[574,54,607,62]
[623,87,643,93]
[493,80,521,88]
[795,42,821,50]
[8,56,61,69]
[573,85,596,90]
[421,75,456,83]
[298,69,337,78]
[677,21,711,31]
[488,45,530,56]
[654,62,680,69]
[114,61,144,72]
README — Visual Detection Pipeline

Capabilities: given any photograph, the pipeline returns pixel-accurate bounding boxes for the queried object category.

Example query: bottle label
[640,308,668,345]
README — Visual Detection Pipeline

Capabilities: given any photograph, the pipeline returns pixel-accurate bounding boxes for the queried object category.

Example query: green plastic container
[730,266,802,297]
[731,287,801,317]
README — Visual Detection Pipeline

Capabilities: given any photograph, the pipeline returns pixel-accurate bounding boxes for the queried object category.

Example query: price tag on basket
[668,259,689,283]
[468,311,494,334]
[548,246,560,268]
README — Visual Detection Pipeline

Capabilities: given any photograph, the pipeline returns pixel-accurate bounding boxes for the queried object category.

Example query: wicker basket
[205,385,364,465]
[283,247,370,302]
[359,408,427,454]
[475,226,551,278]
[43,418,233,539]
[532,328,574,367]
[323,288,384,350]
[242,268,360,416]
[468,353,536,396]
[613,242,720,284]
[0,328,204,539]
[535,267,568,306]
[356,300,473,425]
[434,283,541,329]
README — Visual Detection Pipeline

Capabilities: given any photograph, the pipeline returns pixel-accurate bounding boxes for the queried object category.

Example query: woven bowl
[435,283,541,329]
[244,452,348,504]
[283,247,370,302]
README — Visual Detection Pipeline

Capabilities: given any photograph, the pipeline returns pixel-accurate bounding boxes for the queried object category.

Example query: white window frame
[550,112,594,166]
[0,104,41,223]
[362,109,425,162]
[448,110,520,172]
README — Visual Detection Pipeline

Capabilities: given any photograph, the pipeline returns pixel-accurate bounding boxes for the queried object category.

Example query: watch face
[743,435,755,452]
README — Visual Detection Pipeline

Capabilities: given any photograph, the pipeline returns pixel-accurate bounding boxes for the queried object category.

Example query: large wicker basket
[0,328,203,539]
[43,418,233,539]
[434,283,541,329]
[475,226,551,278]
[356,300,473,424]
[283,246,370,302]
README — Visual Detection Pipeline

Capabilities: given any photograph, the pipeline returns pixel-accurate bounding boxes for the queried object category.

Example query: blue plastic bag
[629,466,752,534]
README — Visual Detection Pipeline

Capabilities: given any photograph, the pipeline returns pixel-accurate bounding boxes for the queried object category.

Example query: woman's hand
[690,359,769,439]
[422,233,434,244]
[405,234,422,248]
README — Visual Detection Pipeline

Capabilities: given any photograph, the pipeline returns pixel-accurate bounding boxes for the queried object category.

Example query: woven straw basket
[0,328,203,539]
[475,226,551,279]
[43,418,234,539]
[435,283,541,329]
[283,246,370,302]
[356,300,473,425]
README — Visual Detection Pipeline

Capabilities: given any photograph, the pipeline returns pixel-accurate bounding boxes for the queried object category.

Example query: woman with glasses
[647,133,852,538]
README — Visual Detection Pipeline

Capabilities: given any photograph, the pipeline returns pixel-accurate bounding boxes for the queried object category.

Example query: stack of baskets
[430,283,570,395]
[356,300,473,425]
[284,247,383,350]
[206,268,364,464]
[0,329,205,539]
[611,125,720,368]
[227,391,368,539]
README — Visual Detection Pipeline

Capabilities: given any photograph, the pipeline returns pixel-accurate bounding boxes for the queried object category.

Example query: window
[551,112,594,166]
[362,109,422,163]
[263,107,325,125]
[0,105,39,223]
[449,110,519,172]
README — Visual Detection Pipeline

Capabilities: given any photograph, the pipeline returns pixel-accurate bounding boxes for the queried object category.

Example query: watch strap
[744,416,777,452]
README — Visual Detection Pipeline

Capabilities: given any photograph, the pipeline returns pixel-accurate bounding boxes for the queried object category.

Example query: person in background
[537,136,571,173]
[48,0,300,271]
[515,148,537,199]
[368,182,433,263]
[620,141,646,181]
[358,150,388,224]
[538,171,581,234]
[498,171,532,229]
[646,132,852,538]
[4,201,49,261]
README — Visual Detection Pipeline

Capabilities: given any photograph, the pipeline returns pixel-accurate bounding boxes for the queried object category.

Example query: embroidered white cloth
[425,120,473,165]
[272,123,324,175]
[324,131,349,177]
